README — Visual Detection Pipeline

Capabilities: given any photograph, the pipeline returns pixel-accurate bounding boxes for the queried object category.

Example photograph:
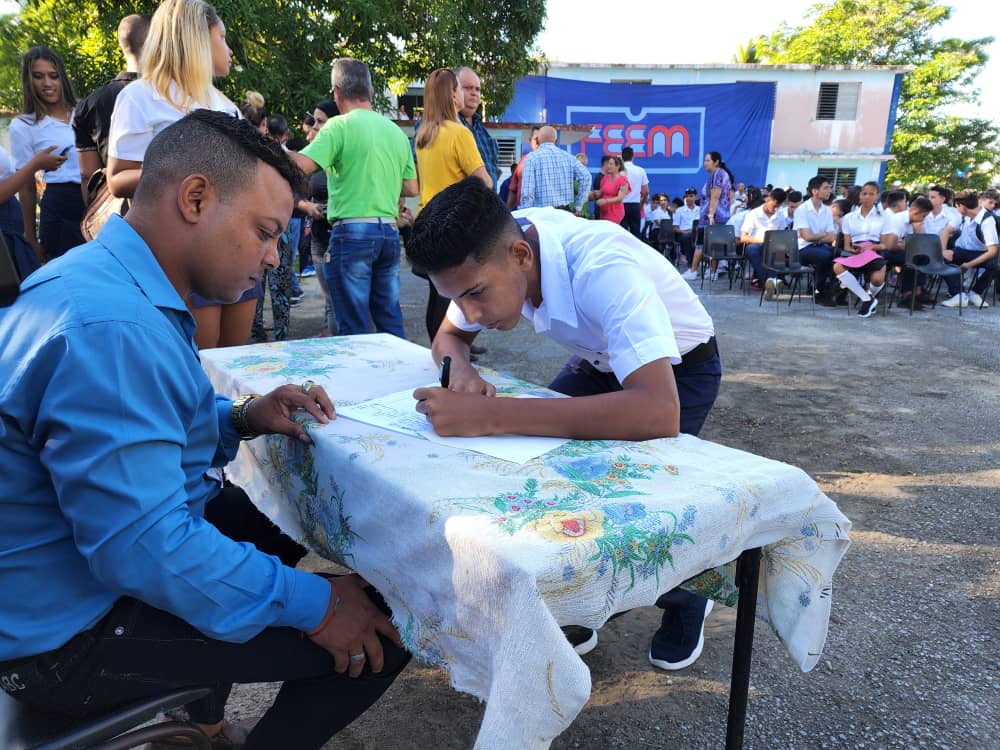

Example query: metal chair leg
[725,547,762,750]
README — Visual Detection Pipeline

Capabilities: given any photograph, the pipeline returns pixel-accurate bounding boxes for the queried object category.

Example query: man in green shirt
[294,58,418,337]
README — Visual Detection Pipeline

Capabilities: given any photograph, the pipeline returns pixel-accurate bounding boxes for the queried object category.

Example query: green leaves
[759,0,998,187]
[1,0,545,119]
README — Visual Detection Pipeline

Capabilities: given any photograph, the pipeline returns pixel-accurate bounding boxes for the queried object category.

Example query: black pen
[440,356,451,389]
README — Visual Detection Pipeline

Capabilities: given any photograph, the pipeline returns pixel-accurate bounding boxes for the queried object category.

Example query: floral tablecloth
[201,334,851,749]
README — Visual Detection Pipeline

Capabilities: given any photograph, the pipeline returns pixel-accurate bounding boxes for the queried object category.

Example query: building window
[817,167,858,192]
[816,82,860,120]
[496,137,518,170]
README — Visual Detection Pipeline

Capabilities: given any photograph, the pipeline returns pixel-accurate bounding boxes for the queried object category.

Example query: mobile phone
[59,145,71,156]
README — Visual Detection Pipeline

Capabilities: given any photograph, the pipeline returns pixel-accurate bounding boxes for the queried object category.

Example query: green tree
[733,39,761,64]
[0,0,544,120]
[758,0,999,188]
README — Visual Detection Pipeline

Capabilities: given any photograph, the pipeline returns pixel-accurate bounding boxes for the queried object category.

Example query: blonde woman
[107,0,251,350]
[413,67,491,340]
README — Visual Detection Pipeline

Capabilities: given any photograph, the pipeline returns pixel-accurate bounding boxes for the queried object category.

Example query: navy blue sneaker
[562,626,598,656]
[649,591,714,670]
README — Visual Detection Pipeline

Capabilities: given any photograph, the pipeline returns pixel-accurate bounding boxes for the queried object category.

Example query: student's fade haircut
[136,109,307,204]
[118,14,152,58]
[806,175,829,195]
[884,190,907,208]
[768,187,787,205]
[787,190,803,203]
[407,176,519,274]
[910,196,933,214]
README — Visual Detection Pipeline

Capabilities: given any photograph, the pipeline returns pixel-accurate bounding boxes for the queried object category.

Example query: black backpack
[974,210,999,244]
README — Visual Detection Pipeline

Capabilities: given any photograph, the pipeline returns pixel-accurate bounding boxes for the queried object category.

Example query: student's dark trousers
[621,202,642,238]
[548,343,722,630]
[0,485,410,750]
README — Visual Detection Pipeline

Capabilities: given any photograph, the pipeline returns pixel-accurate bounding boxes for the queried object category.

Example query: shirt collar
[517,216,578,332]
[114,71,139,82]
[459,110,483,128]
[97,215,189,313]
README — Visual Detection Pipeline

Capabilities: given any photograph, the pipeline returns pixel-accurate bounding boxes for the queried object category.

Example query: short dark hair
[787,190,803,203]
[884,190,907,208]
[407,177,519,273]
[769,187,787,204]
[806,175,829,195]
[929,184,951,201]
[955,189,979,210]
[314,99,338,117]
[910,196,933,213]
[621,146,634,161]
[118,14,151,57]
[266,114,288,138]
[137,109,307,204]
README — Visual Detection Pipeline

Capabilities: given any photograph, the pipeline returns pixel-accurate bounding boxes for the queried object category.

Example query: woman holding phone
[9,46,84,262]
[107,0,247,350]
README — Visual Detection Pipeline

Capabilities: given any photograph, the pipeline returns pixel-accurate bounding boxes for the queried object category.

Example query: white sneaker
[681,269,699,281]
[941,293,967,308]
[713,269,727,281]
[967,291,988,308]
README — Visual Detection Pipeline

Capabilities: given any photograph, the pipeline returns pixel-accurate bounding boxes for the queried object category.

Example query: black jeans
[621,202,642,238]
[1,485,410,750]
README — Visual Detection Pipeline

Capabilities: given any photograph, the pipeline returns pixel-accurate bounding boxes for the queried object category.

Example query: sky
[535,0,997,121]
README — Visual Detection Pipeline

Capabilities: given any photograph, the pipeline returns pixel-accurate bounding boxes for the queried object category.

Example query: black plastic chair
[656,217,676,262]
[887,233,963,316]
[700,224,743,291]
[0,688,213,750]
[757,230,815,314]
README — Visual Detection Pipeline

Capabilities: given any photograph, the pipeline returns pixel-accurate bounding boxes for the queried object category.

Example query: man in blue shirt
[456,66,499,183]
[0,111,407,749]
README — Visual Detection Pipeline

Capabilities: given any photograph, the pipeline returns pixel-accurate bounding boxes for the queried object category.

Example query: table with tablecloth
[200,334,851,749]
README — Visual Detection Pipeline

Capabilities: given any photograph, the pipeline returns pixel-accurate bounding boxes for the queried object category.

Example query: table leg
[725,546,762,750]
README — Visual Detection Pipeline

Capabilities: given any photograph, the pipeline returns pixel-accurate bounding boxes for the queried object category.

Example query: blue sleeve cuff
[215,395,241,464]
[280,569,335,632]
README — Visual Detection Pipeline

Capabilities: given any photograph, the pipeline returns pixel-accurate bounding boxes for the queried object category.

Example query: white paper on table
[337,385,570,464]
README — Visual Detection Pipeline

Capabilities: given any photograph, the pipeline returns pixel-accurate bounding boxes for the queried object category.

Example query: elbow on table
[630,400,680,441]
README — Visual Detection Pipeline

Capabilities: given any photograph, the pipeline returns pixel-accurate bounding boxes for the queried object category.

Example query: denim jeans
[744,242,767,282]
[0,485,409,750]
[325,221,406,337]
[286,217,303,294]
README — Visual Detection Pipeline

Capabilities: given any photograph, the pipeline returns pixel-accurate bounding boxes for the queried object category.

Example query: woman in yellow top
[413,68,492,339]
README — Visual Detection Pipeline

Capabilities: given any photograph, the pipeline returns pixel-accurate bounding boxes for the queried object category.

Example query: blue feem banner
[501,76,775,201]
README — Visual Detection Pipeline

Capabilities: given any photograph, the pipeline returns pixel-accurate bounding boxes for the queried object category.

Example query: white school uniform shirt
[0,146,14,180]
[109,80,240,161]
[8,113,81,184]
[922,205,961,237]
[841,205,885,245]
[446,207,715,380]
[740,205,786,242]
[673,203,699,231]
[622,161,648,204]
[955,208,999,251]
[648,205,668,224]
[792,200,836,250]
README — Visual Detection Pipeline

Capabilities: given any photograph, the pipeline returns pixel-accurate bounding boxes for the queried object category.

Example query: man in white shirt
[741,187,787,295]
[620,146,649,238]
[673,188,700,268]
[793,176,838,305]
[406,176,722,672]
[924,185,962,255]
[782,190,802,229]
[942,189,998,308]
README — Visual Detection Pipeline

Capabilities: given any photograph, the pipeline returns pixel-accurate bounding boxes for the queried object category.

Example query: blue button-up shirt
[0,216,329,660]
[518,143,591,211]
[459,110,499,182]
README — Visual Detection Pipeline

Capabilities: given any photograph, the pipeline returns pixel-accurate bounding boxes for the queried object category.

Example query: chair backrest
[656,217,674,246]
[904,233,944,266]
[762,229,798,266]
[704,223,736,258]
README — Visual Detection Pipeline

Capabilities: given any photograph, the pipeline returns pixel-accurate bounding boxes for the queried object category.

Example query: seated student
[837,196,931,317]
[642,192,668,244]
[405,177,722,672]
[793,176,838,306]
[742,186,787,296]
[673,188,700,267]
[924,184,962,255]
[0,111,408,749]
[942,189,999,308]
[781,189,802,229]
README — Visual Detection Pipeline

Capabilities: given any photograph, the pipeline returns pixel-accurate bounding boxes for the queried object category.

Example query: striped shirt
[519,143,591,211]
[459,110,499,182]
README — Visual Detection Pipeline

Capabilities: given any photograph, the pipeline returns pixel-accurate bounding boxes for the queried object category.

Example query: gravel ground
[226,260,1000,749]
